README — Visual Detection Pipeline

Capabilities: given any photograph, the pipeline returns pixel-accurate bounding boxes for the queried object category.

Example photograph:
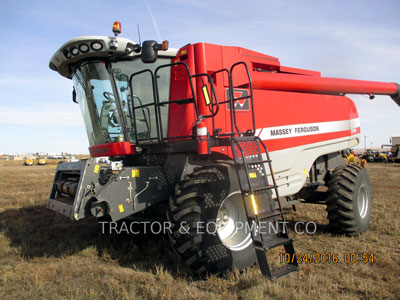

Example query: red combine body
[47,24,399,279]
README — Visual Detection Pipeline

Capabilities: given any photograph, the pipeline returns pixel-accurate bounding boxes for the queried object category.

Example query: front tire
[326,165,372,236]
[167,162,256,275]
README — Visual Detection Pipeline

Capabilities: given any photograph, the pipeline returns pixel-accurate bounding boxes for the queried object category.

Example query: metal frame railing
[127,60,256,147]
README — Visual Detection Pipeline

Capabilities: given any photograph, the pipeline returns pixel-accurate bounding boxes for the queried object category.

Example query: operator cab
[49,22,178,156]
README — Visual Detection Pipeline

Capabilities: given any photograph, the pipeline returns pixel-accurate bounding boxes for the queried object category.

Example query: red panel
[253,90,357,128]
[165,42,393,159]
[197,43,364,158]
[194,43,209,117]
[89,142,136,157]
[167,45,197,138]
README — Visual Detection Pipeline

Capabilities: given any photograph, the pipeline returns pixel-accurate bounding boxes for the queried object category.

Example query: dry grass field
[0,161,399,300]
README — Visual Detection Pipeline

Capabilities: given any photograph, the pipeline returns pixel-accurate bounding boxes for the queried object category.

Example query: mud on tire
[326,164,372,236]
[167,162,256,275]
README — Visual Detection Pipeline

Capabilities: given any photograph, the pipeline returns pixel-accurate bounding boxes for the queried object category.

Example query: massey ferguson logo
[226,88,250,111]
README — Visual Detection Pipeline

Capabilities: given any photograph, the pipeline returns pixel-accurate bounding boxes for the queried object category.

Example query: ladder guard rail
[155,62,199,142]
[229,61,255,134]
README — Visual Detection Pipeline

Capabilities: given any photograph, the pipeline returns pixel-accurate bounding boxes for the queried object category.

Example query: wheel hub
[357,185,369,219]
[216,191,253,251]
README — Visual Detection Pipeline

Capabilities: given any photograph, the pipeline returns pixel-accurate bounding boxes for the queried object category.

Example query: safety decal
[202,85,211,105]
[132,169,140,177]
[249,172,257,178]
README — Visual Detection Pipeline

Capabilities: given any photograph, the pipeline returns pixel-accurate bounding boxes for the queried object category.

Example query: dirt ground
[0,161,399,300]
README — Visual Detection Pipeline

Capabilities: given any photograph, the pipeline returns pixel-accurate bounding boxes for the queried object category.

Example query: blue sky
[0,0,399,154]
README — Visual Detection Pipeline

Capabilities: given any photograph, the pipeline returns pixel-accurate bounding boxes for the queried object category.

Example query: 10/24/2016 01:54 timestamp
[279,252,375,264]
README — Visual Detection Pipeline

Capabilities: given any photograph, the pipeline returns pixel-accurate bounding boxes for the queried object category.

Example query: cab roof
[49,36,178,79]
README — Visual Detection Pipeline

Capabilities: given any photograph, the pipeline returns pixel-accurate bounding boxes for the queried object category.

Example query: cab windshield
[72,58,171,146]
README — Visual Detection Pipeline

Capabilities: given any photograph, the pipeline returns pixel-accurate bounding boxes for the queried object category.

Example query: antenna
[137,24,142,45]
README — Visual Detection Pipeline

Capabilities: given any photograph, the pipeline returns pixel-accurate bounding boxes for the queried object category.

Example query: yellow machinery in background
[24,158,33,166]
[343,149,367,168]
[37,158,47,165]
[362,149,389,163]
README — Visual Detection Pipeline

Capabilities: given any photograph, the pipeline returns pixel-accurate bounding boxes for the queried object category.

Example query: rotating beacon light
[110,21,121,49]
[113,21,122,37]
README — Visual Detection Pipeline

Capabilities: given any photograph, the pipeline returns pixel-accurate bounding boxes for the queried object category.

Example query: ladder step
[232,136,258,142]
[257,210,284,220]
[234,158,272,165]
[227,65,298,280]
[242,185,276,193]
[254,237,292,250]
[270,264,298,279]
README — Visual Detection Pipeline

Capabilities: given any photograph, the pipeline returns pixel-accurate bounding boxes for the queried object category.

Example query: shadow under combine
[0,205,189,277]
[0,204,335,280]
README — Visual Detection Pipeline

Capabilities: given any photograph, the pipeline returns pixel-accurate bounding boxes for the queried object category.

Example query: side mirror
[72,87,78,104]
[141,40,169,63]
[141,40,158,63]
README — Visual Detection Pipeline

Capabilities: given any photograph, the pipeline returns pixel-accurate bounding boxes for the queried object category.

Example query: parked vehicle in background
[37,158,47,165]
[361,149,388,163]
[24,158,33,166]
[382,140,400,163]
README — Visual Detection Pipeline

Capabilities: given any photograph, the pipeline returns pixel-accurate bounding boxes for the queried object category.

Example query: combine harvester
[47,22,400,279]
[382,136,400,163]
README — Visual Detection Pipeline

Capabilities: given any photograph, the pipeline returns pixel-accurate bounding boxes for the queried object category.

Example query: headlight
[79,43,89,53]
[71,47,79,56]
[91,41,103,51]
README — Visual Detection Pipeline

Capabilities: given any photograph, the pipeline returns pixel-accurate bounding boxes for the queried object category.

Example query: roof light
[70,47,79,56]
[62,49,71,59]
[79,43,89,53]
[91,41,103,51]
[113,21,121,36]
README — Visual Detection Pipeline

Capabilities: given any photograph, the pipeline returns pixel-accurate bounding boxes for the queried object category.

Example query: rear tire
[326,165,372,236]
[167,162,256,275]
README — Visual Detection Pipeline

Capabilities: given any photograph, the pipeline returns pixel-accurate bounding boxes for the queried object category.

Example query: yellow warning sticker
[119,204,124,213]
[132,169,140,177]
[180,49,187,55]
[249,172,257,179]
[94,165,100,174]
[202,85,211,105]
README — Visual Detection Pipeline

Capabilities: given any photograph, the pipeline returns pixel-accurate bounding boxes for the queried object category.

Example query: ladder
[227,62,298,279]
[230,136,298,279]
